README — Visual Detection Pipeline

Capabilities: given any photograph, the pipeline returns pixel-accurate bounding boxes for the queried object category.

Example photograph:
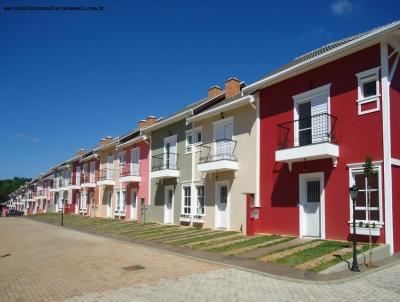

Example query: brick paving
[1,218,400,302]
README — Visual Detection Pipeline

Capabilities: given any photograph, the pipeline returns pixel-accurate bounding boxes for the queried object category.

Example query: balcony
[275,113,339,171]
[197,139,238,173]
[150,153,180,179]
[97,168,115,186]
[119,163,141,183]
[81,173,96,188]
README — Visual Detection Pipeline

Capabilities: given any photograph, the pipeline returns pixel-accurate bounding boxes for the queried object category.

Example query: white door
[106,191,112,218]
[164,186,174,224]
[130,188,137,220]
[164,137,177,169]
[214,120,234,160]
[300,173,324,238]
[215,181,229,229]
[131,148,140,176]
[74,192,79,214]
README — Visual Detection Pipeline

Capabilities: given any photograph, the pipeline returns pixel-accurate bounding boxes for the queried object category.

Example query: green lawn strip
[224,237,295,256]
[189,234,244,249]
[310,243,377,272]
[135,227,195,239]
[145,228,206,241]
[94,222,142,232]
[159,230,216,243]
[111,224,167,235]
[124,225,181,237]
[169,231,238,246]
[208,235,282,254]
[273,241,354,267]
[88,221,135,230]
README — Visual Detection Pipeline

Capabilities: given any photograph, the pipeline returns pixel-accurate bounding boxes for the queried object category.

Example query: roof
[245,20,400,94]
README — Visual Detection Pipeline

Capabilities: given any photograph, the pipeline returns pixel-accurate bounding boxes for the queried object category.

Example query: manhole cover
[122,265,145,271]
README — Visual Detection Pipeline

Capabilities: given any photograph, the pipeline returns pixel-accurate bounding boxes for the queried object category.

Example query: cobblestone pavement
[1,218,400,302]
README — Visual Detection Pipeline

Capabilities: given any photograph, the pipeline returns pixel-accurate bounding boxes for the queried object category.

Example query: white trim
[255,92,261,207]
[389,53,399,82]
[185,126,202,154]
[356,67,381,115]
[392,158,400,167]
[187,95,254,123]
[299,172,325,239]
[130,188,138,221]
[79,153,98,163]
[215,180,230,230]
[346,160,383,168]
[197,160,238,173]
[293,83,332,102]
[116,135,147,150]
[181,184,191,220]
[381,40,394,254]
[243,21,400,93]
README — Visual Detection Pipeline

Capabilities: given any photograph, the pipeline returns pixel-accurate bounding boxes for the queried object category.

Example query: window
[186,127,202,153]
[183,186,191,215]
[196,185,205,215]
[349,163,382,235]
[118,152,126,166]
[356,67,380,115]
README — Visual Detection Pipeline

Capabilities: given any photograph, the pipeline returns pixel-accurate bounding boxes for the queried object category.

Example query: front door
[215,181,229,229]
[74,192,79,214]
[164,186,174,224]
[130,188,137,221]
[106,191,112,218]
[300,173,324,238]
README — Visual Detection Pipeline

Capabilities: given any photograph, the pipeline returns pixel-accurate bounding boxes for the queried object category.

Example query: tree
[0,177,32,203]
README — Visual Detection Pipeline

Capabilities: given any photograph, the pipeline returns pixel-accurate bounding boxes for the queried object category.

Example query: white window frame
[348,162,383,236]
[163,134,178,169]
[185,127,202,154]
[181,185,191,218]
[293,84,331,147]
[356,67,381,115]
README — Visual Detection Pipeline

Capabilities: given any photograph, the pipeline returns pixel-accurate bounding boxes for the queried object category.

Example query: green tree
[0,177,32,203]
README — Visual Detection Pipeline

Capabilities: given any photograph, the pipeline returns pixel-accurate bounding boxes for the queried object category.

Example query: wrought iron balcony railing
[277,113,337,150]
[119,163,140,177]
[198,139,237,163]
[99,168,114,181]
[151,153,179,171]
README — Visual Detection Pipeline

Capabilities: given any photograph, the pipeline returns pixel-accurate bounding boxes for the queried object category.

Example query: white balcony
[276,113,339,171]
[197,139,238,173]
[119,164,141,183]
[97,168,115,186]
[151,153,180,179]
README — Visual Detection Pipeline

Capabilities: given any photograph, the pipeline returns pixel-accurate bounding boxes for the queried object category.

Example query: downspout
[191,121,195,226]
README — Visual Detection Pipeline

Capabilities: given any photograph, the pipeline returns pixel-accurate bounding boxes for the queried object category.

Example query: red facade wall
[258,44,386,243]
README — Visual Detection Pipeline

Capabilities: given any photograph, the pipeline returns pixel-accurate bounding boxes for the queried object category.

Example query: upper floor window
[118,152,126,166]
[186,127,202,153]
[356,67,380,115]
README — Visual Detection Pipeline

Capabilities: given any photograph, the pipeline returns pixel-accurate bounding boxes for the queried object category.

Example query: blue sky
[0,0,398,179]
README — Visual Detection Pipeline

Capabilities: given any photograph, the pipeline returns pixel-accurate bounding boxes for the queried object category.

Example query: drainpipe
[191,121,195,226]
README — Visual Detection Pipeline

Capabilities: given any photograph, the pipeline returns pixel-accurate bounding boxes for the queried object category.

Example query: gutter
[244,21,400,93]
[80,153,98,163]
[187,95,254,123]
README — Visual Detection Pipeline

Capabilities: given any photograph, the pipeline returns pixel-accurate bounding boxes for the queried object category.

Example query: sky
[0,0,399,179]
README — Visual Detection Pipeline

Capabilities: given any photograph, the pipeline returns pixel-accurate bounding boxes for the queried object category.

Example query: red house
[244,21,400,254]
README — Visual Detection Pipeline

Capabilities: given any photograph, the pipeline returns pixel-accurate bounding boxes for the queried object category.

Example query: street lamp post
[349,185,360,272]
[61,198,64,227]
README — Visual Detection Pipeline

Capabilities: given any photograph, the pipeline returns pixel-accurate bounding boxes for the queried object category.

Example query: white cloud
[330,0,353,16]
[16,133,40,144]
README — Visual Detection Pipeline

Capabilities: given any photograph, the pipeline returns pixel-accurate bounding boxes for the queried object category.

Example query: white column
[380,40,394,254]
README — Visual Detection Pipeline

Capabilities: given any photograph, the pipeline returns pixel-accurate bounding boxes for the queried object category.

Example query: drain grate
[122,265,145,271]
[0,254,11,258]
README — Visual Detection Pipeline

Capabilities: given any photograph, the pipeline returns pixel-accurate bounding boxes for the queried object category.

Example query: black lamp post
[61,198,64,227]
[349,185,360,272]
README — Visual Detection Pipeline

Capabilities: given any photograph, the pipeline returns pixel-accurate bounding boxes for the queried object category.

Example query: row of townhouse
[8,21,400,254]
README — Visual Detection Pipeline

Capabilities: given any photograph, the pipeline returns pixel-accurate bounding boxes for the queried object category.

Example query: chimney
[100,136,113,145]
[208,85,223,99]
[225,77,241,98]
[146,116,157,126]
[138,119,147,129]
[76,149,85,156]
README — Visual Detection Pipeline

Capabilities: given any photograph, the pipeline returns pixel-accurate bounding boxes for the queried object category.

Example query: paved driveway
[1,218,399,302]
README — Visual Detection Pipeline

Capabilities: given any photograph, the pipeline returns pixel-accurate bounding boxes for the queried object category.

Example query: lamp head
[349,185,358,200]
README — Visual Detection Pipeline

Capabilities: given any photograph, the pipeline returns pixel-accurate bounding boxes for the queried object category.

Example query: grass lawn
[208,235,282,254]
[169,231,238,246]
